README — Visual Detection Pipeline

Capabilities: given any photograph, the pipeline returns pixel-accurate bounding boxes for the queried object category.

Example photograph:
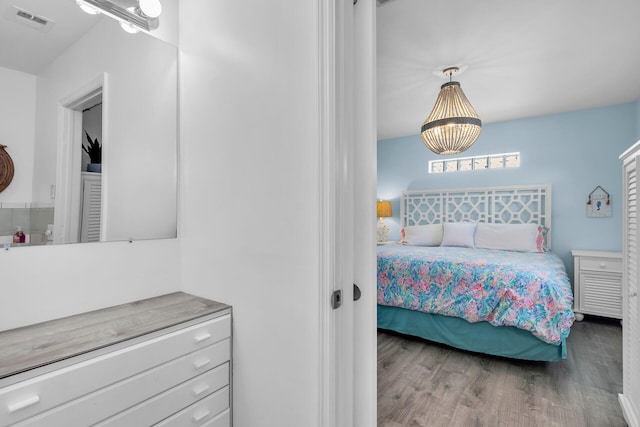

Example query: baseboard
[619,393,639,427]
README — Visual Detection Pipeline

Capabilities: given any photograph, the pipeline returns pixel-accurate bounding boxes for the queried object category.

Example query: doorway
[79,101,102,243]
[54,74,106,244]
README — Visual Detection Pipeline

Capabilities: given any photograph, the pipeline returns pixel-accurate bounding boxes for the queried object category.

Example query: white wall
[2,2,377,424]
[146,0,179,46]
[0,66,36,204]
[0,238,179,330]
[179,1,323,426]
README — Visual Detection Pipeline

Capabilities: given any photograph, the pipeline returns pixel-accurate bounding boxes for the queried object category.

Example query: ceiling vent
[6,6,55,32]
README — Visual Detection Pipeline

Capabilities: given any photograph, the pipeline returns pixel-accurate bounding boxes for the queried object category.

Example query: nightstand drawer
[0,314,231,426]
[580,258,622,273]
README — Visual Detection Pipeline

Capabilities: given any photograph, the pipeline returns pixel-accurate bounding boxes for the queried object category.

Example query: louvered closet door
[622,154,640,426]
[80,173,102,243]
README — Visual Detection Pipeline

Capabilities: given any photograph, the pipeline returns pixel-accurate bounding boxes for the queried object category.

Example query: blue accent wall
[378,102,638,278]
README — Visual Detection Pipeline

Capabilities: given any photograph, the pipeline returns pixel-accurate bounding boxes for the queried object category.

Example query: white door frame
[318,0,347,424]
[318,0,376,426]
[55,74,106,244]
[352,1,377,426]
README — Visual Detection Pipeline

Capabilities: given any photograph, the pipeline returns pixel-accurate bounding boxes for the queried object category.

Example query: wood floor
[377,317,626,427]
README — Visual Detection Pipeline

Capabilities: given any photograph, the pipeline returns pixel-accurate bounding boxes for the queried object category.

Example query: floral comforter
[377,245,575,345]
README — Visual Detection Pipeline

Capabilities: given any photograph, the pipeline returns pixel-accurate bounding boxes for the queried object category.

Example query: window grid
[429,152,520,174]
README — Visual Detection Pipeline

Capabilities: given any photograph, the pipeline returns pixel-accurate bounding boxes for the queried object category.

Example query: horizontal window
[429,152,520,174]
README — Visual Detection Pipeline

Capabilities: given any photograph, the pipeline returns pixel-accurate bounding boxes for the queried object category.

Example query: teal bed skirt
[378,305,567,362]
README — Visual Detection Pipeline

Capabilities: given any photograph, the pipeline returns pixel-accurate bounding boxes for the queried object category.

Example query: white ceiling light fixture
[76,0,162,33]
[420,66,482,155]
[138,0,162,18]
[76,0,100,15]
[119,20,140,34]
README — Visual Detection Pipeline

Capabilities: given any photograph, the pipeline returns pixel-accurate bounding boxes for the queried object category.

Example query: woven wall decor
[0,145,15,193]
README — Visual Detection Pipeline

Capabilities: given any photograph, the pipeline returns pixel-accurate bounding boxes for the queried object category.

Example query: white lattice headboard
[401,184,552,247]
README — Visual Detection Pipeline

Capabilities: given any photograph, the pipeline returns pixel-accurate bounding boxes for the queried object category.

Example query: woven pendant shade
[421,77,482,155]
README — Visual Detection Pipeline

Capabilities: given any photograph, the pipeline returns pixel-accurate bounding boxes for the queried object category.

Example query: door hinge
[331,290,342,309]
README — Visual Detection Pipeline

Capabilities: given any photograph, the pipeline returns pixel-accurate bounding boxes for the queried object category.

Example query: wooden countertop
[0,292,230,381]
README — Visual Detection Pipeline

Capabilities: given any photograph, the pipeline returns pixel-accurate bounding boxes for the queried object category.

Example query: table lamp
[377,200,392,242]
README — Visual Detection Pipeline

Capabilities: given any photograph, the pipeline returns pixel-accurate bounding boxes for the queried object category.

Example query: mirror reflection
[0,0,178,247]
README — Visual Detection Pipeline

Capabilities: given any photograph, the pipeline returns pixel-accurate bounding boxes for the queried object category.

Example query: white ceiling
[0,0,149,75]
[4,0,639,138]
[376,0,640,141]
[0,0,103,74]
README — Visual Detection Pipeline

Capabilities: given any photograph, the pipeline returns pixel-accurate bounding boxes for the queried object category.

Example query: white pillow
[402,224,443,246]
[474,223,542,252]
[440,222,476,248]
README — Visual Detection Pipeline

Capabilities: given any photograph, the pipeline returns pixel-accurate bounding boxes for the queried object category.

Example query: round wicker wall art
[0,145,15,193]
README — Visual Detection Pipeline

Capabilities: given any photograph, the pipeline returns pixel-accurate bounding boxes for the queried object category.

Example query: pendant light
[420,67,482,155]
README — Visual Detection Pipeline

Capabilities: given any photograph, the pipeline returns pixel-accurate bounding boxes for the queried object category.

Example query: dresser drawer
[13,341,230,427]
[95,362,229,427]
[201,409,231,427]
[0,314,230,426]
[156,386,229,427]
[580,258,622,273]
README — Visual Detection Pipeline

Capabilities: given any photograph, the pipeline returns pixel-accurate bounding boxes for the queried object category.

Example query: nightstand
[571,250,623,321]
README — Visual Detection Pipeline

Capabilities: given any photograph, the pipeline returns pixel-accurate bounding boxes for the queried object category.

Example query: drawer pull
[7,394,40,413]
[192,383,211,397]
[599,262,607,269]
[192,408,210,423]
[193,358,212,370]
[194,332,212,343]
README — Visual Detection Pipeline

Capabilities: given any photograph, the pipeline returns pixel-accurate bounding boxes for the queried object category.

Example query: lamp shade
[420,81,482,155]
[377,200,392,218]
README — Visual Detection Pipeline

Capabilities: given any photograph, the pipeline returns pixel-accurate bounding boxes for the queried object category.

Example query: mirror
[0,0,178,246]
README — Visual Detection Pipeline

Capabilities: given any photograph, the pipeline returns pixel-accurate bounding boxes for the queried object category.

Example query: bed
[377,185,575,362]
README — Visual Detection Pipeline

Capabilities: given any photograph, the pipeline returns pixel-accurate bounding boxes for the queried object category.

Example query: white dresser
[571,249,623,321]
[0,292,231,427]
